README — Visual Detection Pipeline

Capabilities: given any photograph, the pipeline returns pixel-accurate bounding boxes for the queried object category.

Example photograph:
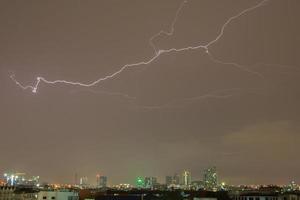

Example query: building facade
[0,186,37,200]
[37,190,78,200]
[182,170,192,187]
[203,167,218,191]
[144,177,157,189]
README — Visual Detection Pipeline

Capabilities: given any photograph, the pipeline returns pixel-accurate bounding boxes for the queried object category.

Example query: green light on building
[136,176,144,188]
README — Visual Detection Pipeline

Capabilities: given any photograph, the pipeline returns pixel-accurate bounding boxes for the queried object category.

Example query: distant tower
[144,177,157,188]
[173,173,180,185]
[80,176,88,187]
[165,176,173,186]
[99,176,107,188]
[166,174,180,186]
[96,174,100,187]
[181,170,191,186]
[75,173,78,185]
[203,166,218,191]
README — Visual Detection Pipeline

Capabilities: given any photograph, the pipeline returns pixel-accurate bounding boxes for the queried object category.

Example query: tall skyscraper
[96,174,100,187]
[203,166,218,191]
[181,170,191,186]
[165,176,173,186]
[80,176,88,187]
[96,174,107,188]
[99,176,107,187]
[173,173,180,185]
[74,173,78,185]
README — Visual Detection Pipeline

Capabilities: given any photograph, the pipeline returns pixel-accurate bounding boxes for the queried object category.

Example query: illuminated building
[203,167,218,191]
[3,172,39,187]
[98,176,107,188]
[136,177,144,188]
[113,183,132,190]
[287,181,298,191]
[181,170,192,187]
[96,174,100,187]
[80,177,88,188]
[144,177,157,189]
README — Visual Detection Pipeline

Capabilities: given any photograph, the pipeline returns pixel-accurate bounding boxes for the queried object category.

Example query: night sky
[0,0,299,185]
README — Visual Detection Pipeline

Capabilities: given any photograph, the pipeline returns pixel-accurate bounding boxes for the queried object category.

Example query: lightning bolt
[149,0,188,55]
[11,0,270,94]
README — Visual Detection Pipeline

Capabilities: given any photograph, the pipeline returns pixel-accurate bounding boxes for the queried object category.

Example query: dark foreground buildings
[79,189,300,200]
[1,185,300,200]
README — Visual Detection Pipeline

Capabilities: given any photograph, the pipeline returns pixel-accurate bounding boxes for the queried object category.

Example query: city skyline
[0,0,299,185]
[0,167,298,187]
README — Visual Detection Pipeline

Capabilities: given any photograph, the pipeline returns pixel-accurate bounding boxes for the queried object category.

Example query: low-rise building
[232,192,300,200]
[37,190,79,200]
[0,186,37,200]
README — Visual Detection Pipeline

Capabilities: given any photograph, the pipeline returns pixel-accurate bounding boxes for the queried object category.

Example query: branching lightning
[149,0,188,55]
[11,0,270,94]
